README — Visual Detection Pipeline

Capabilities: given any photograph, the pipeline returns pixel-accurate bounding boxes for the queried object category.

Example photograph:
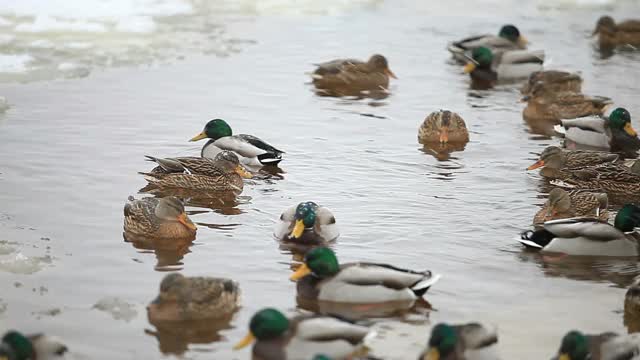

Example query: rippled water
[1,0,640,359]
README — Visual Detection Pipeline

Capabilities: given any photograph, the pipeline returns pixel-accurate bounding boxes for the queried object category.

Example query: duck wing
[313,59,364,75]
[543,217,625,241]
[454,323,499,350]
[337,263,440,294]
[560,116,607,133]
[617,20,640,32]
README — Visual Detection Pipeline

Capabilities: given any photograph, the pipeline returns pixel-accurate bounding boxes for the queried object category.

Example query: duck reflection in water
[146,273,239,355]
[418,110,469,161]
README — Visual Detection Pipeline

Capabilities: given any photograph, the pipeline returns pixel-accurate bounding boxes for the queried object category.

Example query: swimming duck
[420,323,499,360]
[592,16,640,50]
[554,108,640,155]
[233,308,374,360]
[526,146,619,175]
[463,46,544,88]
[311,54,396,96]
[274,201,339,244]
[552,330,640,360]
[124,196,196,240]
[520,70,582,98]
[1,331,68,360]
[625,276,640,333]
[518,204,640,256]
[418,110,469,145]
[533,188,609,225]
[190,119,284,167]
[522,88,612,123]
[290,247,440,306]
[147,273,239,322]
[448,24,528,64]
[551,164,640,203]
[140,151,249,192]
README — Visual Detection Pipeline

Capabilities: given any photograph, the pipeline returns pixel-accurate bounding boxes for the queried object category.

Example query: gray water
[1,1,640,359]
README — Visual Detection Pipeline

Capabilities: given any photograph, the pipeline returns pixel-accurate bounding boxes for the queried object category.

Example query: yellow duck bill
[235,165,253,179]
[424,348,439,360]
[233,332,255,350]
[289,219,305,239]
[526,159,544,170]
[463,62,476,74]
[290,263,311,281]
[189,131,208,142]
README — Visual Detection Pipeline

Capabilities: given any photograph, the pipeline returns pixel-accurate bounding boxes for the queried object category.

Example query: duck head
[233,308,289,350]
[290,246,340,281]
[190,119,233,142]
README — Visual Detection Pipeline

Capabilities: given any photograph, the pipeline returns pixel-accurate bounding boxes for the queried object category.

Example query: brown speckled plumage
[123,197,196,240]
[520,70,582,97]
[312,54,395,96]
[418,110,469,144]
[523,91,612,123]
[593,16,640,50]
[148,273,239,322]
[533,188,608,225]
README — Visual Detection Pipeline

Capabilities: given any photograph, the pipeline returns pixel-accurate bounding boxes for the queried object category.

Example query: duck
[522,88,613,123]
[526,146,619,175]
[463,46,544,88]
[274,201,339,244]
[552,330,640,360]
[418,110,469,145]
[420,322,499,360]
[518,204,640,256]
[147,273,239,323]
[550,164,640,203]
[140,151,249,192]
[1,331,68,360]
[520,70,582,98]
[233,308,374,360]
[189,119,284,167]
[625,276,640,333]
[290,247,440,307]
[123,196,197,240]
[592,15,640,50]
[311,54,396,97]
[532,188,609,225]
[447,24,528,64]
[554,107,640,155]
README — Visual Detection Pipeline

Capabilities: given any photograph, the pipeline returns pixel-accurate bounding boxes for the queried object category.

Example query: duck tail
[412,273,442,297]
[518,229,554,249]
[258,153,283,166]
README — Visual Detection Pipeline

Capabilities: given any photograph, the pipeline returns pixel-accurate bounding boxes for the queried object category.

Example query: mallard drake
[147,273,239,322]
[1,331,68,360]
[274,201,339,244]
[448,24,528,64]
[290,247,440,306]
[592,16,640,50]
[554,108,640,154]
[233,308,374,360]
[518,204,640,256]
[526,146,618,174]
[520,70,582,97]
[552,330,640,360]
[311,54,396,96]
[533,188,609,225]
[124,196,196,240]
[140,151,249,192]
[418,110,469,145]
[190,119,284,167]
[420,323,499,360]
[463,46,544,87]
[522,89,612,123]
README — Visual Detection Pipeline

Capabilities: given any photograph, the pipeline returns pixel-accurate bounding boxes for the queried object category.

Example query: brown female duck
[593,16,640,50]
[418,110,469,144]
[522,89,612,123]
[148,273,239,323]
[526,146,619,173]
[533,188,608,225]
[311,54,396,96]
[140,151,251,192]
[520,70,582,98]
[124,196,196,240]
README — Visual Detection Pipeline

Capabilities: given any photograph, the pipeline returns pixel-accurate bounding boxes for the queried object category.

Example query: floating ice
[93,297,138,322]
[0,252,50,274]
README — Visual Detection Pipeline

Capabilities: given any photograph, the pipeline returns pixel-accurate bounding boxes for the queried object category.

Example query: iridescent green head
[2,331,34,360]
[499,24,521,42]
[295,202,319,227]
[190,119,233,142]
[313,355,333,360]
[558,331,589,360]
[290,247,340,281]
[614,204,640,232]
[472,47,494,67]
[249,308,289,340]
[426,323,458,359]
[609,108,637,137]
